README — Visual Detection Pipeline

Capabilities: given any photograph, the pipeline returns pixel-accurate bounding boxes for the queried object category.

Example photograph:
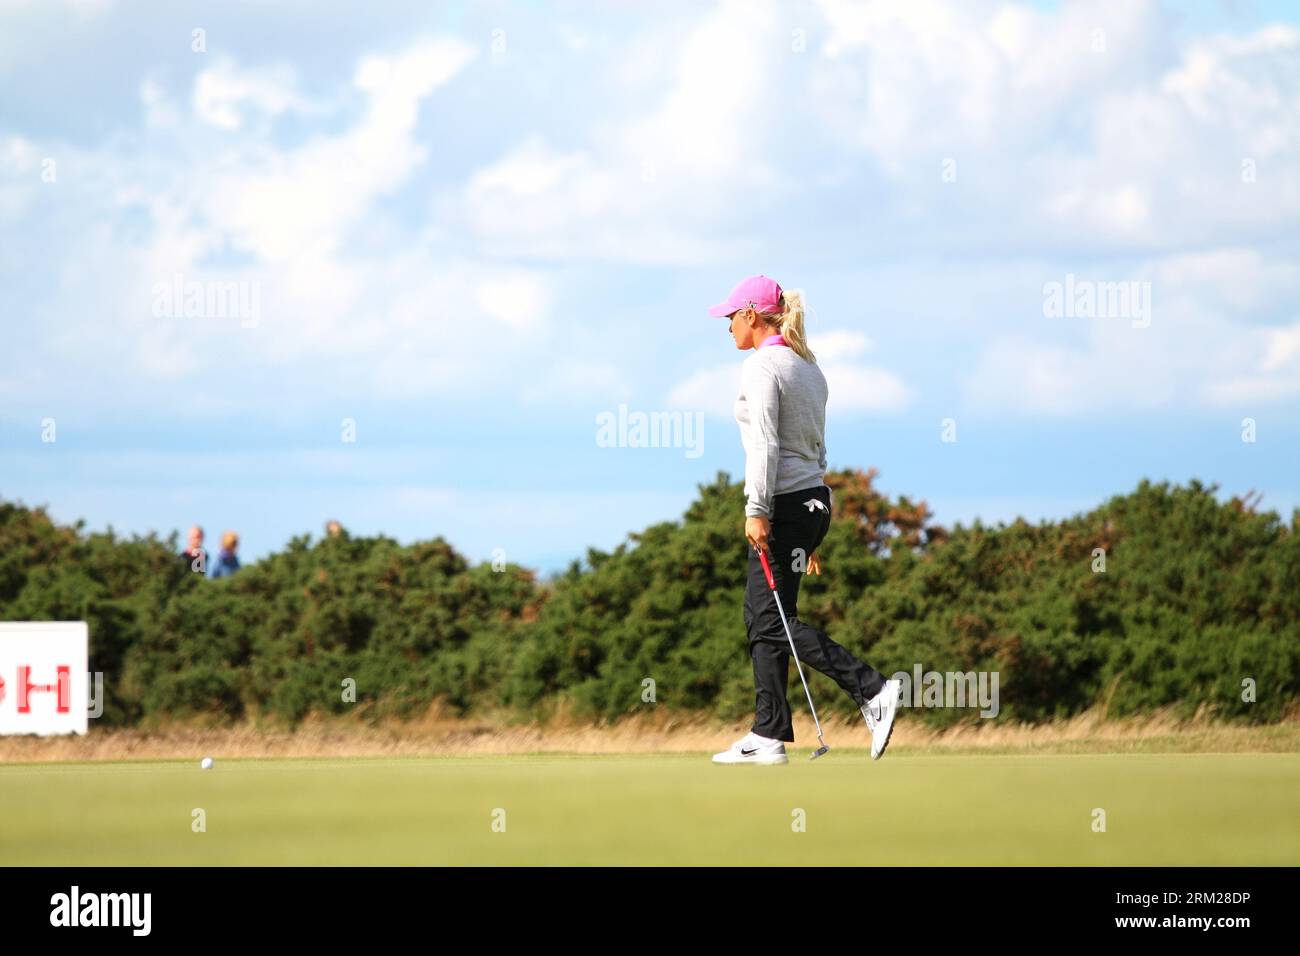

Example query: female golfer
[708,275,902,765]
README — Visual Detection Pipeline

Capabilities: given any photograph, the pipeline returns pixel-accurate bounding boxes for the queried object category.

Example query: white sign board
[0,622,89,735]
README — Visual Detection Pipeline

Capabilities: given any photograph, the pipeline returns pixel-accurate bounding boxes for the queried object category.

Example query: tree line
[2,470,1296,728]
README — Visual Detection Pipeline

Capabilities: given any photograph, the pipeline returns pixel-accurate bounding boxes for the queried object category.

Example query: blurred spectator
[325,519,343,538]
[210,530,241,579]
[178,525,207,574]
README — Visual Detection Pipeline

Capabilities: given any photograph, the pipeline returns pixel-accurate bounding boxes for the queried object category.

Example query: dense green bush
[2,473,1296,729]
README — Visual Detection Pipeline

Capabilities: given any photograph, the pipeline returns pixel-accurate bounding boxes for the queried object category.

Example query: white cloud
[812,0,1300,247]
[193,57,320,130]
[7,2,1300,435]
[1161,24,1300,125]
[2,134,37,168]
[555,24,592,53]
[451,0,1298,267]
[814,329,873,361]
[822,362,911,413]
[616,0,779,181]
[0,135,40,218]
[466,136,589,199]
[1203,376,1300,405]
[667,364,740,419]
[963,292,1300,416]
[519,361,624,404]
[452,0,782,265]
[0,37,579,419]
[474,271,552,330]
[140,77,182,129]
[964,336,1116,416]
[667,328,908,419]
[813,0,1159,167]
[144,40,527,399]
[1154,250,1300,315]
[202,39,477,262]
[1202,319,1300,404]
[1262,322,1300,372]
[0,0,111,13]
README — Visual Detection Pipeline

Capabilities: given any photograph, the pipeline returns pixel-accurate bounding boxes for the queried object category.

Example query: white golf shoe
[861,679,902,760]
[712,732,789,765]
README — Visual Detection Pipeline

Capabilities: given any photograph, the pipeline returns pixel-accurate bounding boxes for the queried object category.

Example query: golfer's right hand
[745,516,770,552]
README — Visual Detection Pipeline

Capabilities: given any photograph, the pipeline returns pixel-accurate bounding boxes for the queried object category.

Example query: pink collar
[759,333,788,349]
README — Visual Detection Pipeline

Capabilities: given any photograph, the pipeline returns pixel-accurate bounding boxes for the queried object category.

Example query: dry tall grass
[3,701,1297,763]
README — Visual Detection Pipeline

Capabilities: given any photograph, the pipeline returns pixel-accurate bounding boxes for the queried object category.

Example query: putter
[757,546,830,760]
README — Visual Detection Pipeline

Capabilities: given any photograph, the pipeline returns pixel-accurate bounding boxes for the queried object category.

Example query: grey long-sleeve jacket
[733,343,829,519]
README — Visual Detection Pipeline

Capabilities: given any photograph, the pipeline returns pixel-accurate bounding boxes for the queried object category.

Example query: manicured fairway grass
[2,751,1297,865]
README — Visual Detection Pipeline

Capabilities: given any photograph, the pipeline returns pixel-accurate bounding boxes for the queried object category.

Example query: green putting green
[2,751,1297,865]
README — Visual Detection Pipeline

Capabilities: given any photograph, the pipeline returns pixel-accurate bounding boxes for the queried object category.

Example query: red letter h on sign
[18,665,71,713]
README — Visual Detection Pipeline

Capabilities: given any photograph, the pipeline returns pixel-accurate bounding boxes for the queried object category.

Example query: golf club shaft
[759,548,826,743]
[770,587,825,741]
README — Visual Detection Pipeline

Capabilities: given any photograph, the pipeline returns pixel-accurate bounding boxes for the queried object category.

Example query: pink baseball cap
[707,274,784,318]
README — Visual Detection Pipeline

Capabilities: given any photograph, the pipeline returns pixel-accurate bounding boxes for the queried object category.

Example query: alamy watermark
[49,886,151,936]
[152,274,261,329]
[596,404,703,459]
[1043,273,1150,329]
[891,665,1000,718]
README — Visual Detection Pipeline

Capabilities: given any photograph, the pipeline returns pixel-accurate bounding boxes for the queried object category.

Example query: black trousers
[744,484,888,742]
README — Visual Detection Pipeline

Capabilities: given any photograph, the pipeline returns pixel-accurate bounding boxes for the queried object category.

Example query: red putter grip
[757,547,776,590]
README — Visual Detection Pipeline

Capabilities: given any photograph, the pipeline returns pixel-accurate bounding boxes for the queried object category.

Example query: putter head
[809,744,830,760]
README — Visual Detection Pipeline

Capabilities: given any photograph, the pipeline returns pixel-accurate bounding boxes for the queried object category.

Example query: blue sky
[2,0,1298,574]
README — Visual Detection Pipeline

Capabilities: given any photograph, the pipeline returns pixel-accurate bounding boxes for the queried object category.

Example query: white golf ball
[200,757,214,770]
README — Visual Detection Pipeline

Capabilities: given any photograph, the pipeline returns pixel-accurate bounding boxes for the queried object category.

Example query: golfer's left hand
[745,516,770,552]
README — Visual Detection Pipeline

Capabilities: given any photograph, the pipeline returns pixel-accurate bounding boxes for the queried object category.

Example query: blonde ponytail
[774,289,814,363]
